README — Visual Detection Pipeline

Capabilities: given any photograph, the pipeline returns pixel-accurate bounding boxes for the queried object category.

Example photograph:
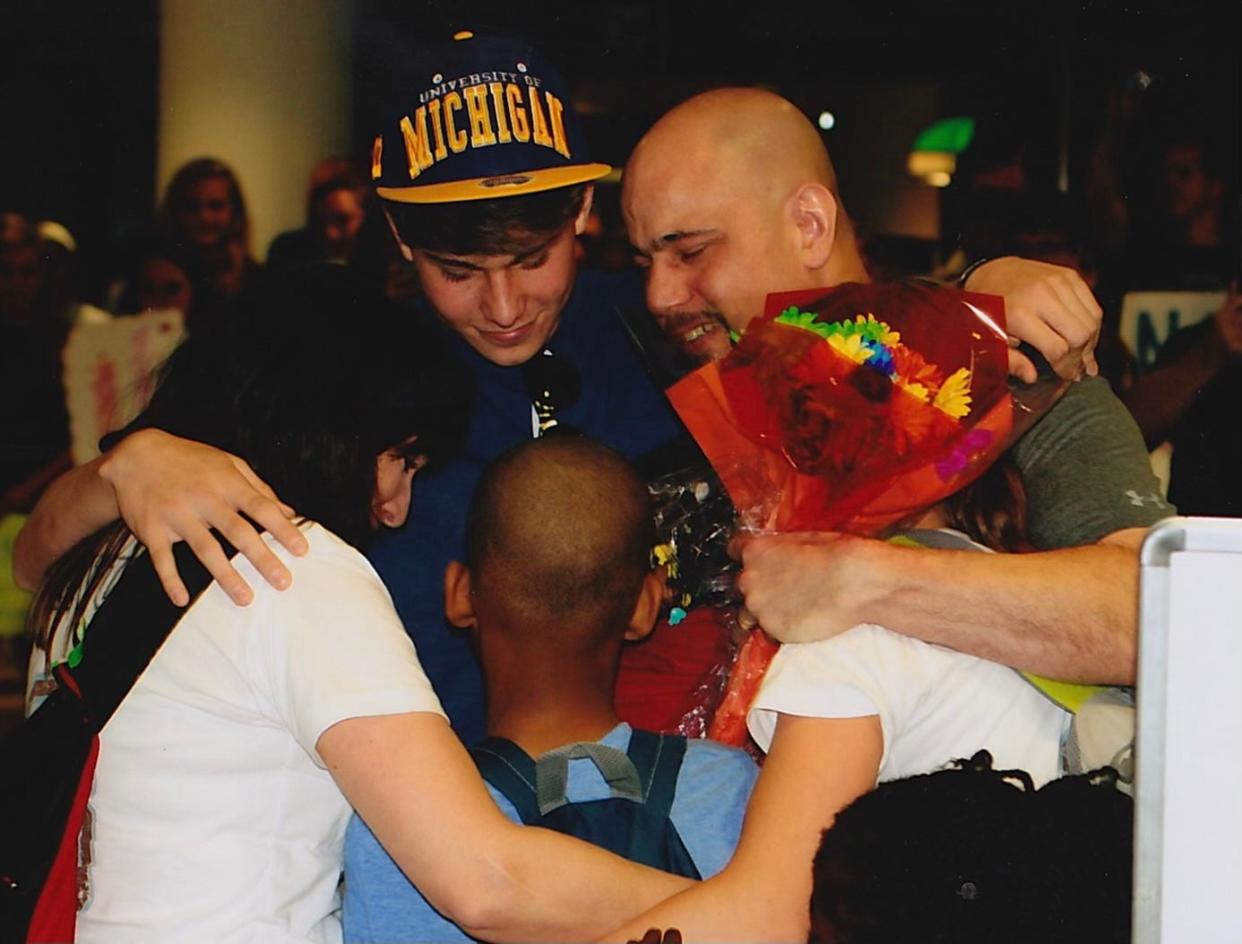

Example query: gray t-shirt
[1011,376,1174,548]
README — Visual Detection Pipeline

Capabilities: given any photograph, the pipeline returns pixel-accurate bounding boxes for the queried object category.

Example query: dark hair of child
[463,434,654,646]
[809,750,1133,944]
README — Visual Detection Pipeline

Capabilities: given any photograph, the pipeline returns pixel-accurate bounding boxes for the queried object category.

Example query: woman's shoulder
[250,522,391,607]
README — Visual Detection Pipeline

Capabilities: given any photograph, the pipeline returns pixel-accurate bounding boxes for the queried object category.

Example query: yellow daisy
[933,367,973,419]
[897,380,931,402]
[828,332,873,365]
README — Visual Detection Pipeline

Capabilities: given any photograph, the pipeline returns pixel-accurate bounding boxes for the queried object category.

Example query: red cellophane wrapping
[676,282,1022,746]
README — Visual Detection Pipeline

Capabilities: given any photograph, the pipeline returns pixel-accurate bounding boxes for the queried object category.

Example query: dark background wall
[0,0,159,289]
[1,0,1236,293]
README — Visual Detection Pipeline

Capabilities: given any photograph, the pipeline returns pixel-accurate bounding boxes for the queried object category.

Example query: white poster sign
[1119,291,1225,371]
[62,309,186,464]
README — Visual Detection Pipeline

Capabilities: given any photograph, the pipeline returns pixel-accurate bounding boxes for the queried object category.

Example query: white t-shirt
[747,624,1071,789]
[30,524,444,943]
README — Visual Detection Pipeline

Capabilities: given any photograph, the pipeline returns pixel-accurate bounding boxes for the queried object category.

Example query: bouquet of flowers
[663,281,1063,745]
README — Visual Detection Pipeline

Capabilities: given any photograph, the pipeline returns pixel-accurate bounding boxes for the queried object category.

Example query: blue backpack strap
[625,730,689,865]
[469,737,541,824]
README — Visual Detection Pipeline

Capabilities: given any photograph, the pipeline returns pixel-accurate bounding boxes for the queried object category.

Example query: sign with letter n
[1119,291,1225,372]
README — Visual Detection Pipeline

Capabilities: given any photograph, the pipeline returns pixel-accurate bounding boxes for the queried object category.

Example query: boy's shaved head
[465,435,655,643]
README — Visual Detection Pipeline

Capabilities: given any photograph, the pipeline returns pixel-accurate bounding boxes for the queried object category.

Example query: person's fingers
[1039,266,1101,378]
[147,540,190,608]
[629,930,663,944]
[1008,348,1038,384]
[736,605,758,631]
[229,457,302,526]
[237,492,308,559]
[1039,280,1096,380]
[180,522,255,606]
[197,491,298,594]
[1046,274,1099,351]
[1010,307,1071,372]
[1063,270,1103,331]
[727,531,753,562]
[215,513,293,592]
[1079,325,1100,377]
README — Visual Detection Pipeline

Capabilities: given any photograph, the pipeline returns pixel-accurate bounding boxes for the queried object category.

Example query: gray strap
[535,742,644,816]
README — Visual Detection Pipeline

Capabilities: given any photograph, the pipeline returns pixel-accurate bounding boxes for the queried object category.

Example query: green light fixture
[913,117,975,155]
[908,116,975,187]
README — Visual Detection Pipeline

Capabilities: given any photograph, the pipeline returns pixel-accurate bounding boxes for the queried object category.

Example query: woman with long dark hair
[23,265,688,942]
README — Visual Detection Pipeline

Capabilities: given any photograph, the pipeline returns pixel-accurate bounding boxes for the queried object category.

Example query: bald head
[627,88,839,210]
[623,88,867,358]
[464,436,654,642]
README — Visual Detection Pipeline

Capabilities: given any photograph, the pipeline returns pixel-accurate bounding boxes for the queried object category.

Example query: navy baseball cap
[371,31,610,204]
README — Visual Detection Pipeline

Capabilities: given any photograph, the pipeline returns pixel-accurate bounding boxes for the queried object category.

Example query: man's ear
[623,570,666,643]
[574,185,597,235]
[443,561,476,629]
[788,182,839,271]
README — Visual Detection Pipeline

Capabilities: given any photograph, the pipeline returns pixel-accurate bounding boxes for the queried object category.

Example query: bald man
[621,88,1172,684]
[625,87,1096,377]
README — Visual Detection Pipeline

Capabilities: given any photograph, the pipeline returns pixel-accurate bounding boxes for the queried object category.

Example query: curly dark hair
[810,751,1132,944]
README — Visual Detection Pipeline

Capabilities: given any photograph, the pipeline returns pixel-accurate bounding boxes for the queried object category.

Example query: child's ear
[623,571,666,643]
[443,561,476,629]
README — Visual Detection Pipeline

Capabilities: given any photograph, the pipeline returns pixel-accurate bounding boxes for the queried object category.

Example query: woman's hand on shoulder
[99,428,308,606]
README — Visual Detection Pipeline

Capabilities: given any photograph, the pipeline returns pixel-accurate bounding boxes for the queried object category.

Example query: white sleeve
[247,529,445,766]
[746,625,932,774]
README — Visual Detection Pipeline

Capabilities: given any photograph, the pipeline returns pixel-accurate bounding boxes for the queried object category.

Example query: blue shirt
[342,723,758,943]
[365,270,685,744]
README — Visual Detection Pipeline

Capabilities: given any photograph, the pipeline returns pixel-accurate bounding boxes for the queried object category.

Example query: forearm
[600,868,802,944]
[13,455,118,590]
[1123,339,1227,446]
[601,714,880,944]
[854,537,1139,684]
[466,825,694,942]
[0,450,73,516]
[325,713,691,943]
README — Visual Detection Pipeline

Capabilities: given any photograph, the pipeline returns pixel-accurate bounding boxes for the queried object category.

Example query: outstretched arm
[12,453,117,591]
[1123,286,1242,446]
[601,714,882,943]
[963,256,1102,382]
[738,367,1166,685]
[14,428,306,605]
[0,450,73,517]
[320,711,695,943]
[737,526,1142,685]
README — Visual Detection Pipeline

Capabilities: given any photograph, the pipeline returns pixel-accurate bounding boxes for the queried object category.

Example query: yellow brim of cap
[377,162,612,204]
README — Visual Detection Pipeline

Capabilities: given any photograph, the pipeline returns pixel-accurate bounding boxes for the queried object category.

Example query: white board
[1134,517,1242,943]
